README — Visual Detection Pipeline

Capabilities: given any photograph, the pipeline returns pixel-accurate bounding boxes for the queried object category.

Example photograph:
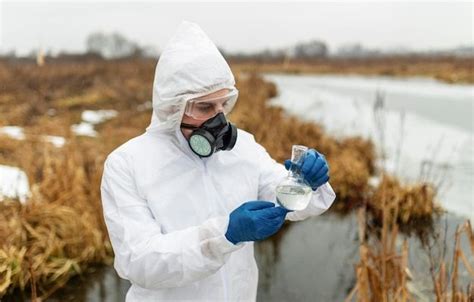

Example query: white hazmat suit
[100,21,336,301]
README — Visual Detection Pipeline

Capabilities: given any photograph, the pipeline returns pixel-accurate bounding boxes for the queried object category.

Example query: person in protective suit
[100,21,336,301]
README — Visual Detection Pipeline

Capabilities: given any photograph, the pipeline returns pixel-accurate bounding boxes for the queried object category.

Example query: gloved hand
[284,149,329,191]
[225,201,290,245]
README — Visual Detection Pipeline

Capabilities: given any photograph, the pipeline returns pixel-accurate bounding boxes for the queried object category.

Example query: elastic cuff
[209,216,245,254]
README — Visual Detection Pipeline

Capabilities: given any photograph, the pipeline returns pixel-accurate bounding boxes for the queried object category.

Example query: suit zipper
[202,159,228,300]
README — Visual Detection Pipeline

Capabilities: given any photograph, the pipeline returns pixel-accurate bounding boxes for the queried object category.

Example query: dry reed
[0,138,112,299]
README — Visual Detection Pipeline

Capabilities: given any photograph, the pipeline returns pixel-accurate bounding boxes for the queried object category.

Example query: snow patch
[0,165,30,203]
[71,109,118,137]
[82,110,118,124]
[0,126,25,140]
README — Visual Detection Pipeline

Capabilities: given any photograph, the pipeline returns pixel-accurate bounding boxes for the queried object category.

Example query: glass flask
[275,145,313,211]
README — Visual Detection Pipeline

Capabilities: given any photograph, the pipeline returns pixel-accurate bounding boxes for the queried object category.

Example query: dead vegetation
[346,207,473,302]
[0,138,112,299]
[231,56,474,84]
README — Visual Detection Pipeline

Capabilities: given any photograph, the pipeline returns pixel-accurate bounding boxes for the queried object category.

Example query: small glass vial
[276,145,313,211]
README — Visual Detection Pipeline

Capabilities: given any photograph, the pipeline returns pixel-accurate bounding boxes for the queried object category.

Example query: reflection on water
[255,213,359,302]
[48,266,130,302]
[4,266,130,302]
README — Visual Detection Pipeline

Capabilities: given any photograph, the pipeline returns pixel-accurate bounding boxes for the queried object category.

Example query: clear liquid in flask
[276,184,312,211]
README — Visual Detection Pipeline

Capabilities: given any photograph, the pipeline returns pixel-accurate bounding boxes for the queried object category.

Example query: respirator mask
[180,89,238,157]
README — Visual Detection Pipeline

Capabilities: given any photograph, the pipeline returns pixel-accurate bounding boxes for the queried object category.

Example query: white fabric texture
[101,21,336,302]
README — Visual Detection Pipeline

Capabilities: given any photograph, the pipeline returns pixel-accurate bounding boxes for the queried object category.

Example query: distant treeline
[1,31,472,62]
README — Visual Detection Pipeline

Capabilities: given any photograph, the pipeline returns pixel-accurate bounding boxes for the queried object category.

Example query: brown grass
[347,207,473,302]
[345,206,413,302]
[0,138,112,299]
[429,221,474,302]
[369,174,444,236]
[231,56,474,84]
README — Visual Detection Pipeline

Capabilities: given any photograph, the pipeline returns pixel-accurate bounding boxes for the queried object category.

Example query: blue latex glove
[225,201,290,245]
[284,149,329,191]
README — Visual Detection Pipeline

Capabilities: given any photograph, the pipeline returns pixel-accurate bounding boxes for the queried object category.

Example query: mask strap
[180,123,199,130]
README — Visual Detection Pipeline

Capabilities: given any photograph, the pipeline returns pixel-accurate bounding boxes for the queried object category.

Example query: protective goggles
[184,88,238,121]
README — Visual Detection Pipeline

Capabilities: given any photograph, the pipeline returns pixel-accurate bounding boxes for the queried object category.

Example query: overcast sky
[1,1,472,55]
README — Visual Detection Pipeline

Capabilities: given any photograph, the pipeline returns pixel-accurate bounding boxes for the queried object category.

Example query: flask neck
[288,164,304,180]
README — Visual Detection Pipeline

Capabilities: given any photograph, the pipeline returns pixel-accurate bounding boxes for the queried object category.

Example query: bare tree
[293,40,328,59]
[86,32,142,58]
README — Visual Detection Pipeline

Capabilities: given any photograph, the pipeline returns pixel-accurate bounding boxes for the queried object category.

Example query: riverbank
[230,56,474,84]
